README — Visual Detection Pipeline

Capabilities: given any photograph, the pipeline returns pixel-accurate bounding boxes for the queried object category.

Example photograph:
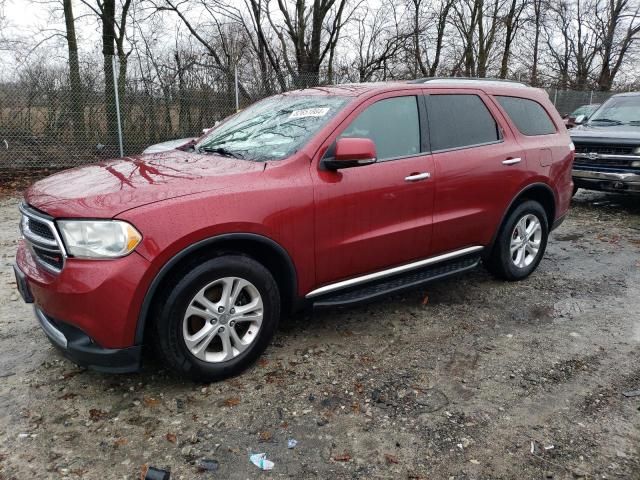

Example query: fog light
[632,161,640,168]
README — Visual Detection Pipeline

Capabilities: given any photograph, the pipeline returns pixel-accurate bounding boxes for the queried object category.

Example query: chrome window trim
[430,139,504,155]
[19,203,67,273]
[574,153,640,161]
[305,245,484,299]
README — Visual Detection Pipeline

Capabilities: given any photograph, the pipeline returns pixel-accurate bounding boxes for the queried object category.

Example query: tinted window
[496,96,556,136]
[428,94,501,151]
[340,96,420,161]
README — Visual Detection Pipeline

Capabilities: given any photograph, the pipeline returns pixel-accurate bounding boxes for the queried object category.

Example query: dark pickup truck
[570,92,640,194]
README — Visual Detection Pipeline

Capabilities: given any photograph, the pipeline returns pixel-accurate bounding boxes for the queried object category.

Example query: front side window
[496,96,556,136]
[339,96,421,161]
[587,96,640,126]
[428,94,501,151]
[196,95,349,161]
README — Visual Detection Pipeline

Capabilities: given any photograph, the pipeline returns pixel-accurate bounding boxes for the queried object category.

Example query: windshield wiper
[199,146,244,159]
[589,118,623,125]
[627,120,640,126]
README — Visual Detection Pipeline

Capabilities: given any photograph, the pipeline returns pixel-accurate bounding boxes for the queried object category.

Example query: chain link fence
[0,57,626,171]
[544,88,615,117]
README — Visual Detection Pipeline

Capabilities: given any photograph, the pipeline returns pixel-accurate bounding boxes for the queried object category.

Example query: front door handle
[404,172,431,182]
[502,157,522,165]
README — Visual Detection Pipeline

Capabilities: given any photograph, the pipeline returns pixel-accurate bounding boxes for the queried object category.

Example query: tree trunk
[101,0,120,157]
[499,0,517,79]
[530,0,542,86]
[63,0,85,145]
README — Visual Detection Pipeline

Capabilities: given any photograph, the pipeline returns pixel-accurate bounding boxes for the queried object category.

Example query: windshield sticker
[289,107,330,119]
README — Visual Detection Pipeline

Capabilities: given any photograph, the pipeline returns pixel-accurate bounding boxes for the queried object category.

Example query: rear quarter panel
[488,88,574,222]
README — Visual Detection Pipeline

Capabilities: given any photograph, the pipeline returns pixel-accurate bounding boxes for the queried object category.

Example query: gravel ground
[0,189,639,480]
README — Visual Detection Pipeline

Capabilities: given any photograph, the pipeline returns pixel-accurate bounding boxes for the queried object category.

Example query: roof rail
[410,77,529,87]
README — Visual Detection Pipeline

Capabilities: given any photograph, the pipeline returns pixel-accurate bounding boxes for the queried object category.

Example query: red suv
[14,79,574,381]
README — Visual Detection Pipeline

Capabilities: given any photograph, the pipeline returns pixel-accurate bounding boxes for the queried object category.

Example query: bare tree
[351,2,407,82]
[529,0,545,85]
[78,0,133,153]
[407,0,455,77]
[544,1,573,87]
[62,0,85,142]
[498,0,528,78]
[267,0,351,87]
[594,0,640,90]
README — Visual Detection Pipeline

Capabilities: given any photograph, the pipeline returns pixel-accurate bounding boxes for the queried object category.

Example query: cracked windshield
[196,95,349,161]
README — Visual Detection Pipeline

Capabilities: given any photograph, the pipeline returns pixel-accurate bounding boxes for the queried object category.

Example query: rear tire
[485,200,548,281]
[152,255,280,382]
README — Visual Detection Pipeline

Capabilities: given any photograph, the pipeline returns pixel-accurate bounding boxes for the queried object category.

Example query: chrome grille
[573,142,640,169]
[574,144,635,155]
[27,217,55,240]
[19,203,66,273]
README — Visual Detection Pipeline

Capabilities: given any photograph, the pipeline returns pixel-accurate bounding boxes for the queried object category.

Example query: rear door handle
[404,172,431,182]
[502,158,522,165]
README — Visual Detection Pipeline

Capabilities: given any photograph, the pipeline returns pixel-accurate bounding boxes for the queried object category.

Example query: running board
[312,254,481,308]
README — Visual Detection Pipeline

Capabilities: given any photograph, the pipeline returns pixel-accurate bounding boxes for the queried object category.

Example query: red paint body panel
[16,240,149,348]
[16,80,574,352]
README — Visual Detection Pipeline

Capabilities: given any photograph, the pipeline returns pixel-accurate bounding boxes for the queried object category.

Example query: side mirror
[574,114,586,125]
[322,137,377,170]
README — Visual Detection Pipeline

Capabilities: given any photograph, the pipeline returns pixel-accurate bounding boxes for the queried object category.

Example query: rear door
[425,89,528,254]
[312,91,435,287]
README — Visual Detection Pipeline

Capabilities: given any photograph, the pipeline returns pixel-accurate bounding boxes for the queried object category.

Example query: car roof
[285,79,546,99]
[612,91,640,97]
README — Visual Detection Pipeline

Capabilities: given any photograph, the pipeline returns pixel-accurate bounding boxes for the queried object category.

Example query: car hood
[570,124,640,144]
[142,137,196,154]
[25,150,266,218]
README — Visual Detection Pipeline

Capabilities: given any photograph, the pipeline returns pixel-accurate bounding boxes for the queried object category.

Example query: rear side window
[496,96,556,136]
[340,96,420,161]
[427,94,501,151]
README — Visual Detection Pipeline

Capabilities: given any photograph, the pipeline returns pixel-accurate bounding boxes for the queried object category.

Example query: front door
[312,92,435,288]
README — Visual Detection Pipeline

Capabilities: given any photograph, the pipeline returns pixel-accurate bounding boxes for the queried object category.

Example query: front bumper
[16,238,151,350]
[572,168,640,193]
[34,307,142,373]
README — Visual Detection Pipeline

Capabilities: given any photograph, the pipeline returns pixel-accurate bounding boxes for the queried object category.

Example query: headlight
[633,147,640,155]
[57,220,142,258]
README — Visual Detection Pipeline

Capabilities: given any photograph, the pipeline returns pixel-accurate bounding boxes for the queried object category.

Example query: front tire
[485,200,548,281]
[152,255,280,382]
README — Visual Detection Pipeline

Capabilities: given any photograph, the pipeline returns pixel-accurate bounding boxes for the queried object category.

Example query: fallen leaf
[139,464,148,480]
[351,401,360,414]
[113,438,128,447]
[143,396,160,407]
[89,409,107,421]
[332,451,351,462]
[384,453,399,464]
[165,432,177,443]
[258,431,272,442]
[62,370,83,380]
[258,358,269,367]
[422,293,429,305]
[222,397,241,407]
[58,393,78,400]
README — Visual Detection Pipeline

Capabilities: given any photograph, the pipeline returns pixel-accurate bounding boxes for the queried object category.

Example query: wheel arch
[135,233,298,345]
[485,182,556,258]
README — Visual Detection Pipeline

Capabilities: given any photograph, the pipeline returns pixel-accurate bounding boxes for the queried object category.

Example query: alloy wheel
[510,213,542,269]
[182,277,263,363]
